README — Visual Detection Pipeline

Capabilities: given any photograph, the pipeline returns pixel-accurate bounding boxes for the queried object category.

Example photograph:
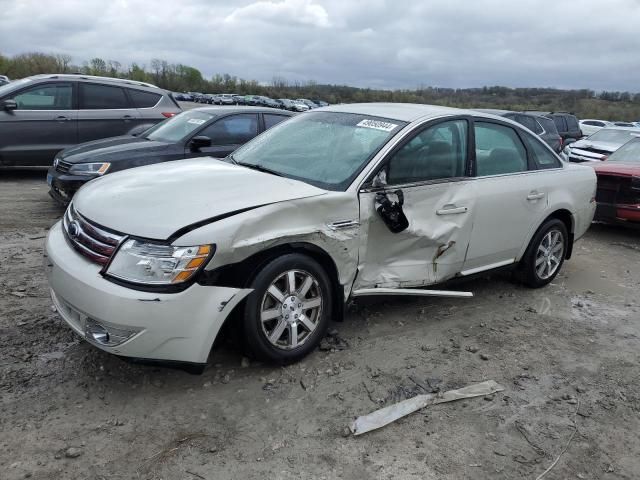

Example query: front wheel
[518,219,568,288]
[243,253,333,363]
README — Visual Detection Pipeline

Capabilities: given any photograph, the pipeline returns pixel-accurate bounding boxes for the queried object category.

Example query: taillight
[162,112,176,118]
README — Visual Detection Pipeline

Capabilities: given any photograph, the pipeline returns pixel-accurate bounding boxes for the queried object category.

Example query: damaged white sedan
[45,103,596,371]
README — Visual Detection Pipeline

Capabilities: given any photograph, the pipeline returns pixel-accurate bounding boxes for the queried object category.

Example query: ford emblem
[68,221,80,239]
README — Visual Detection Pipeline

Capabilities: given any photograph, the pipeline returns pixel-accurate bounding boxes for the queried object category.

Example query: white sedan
[45,103,596,371]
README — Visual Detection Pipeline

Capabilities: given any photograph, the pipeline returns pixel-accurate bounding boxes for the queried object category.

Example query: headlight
[106,239,213,285]
[69,162,111,176]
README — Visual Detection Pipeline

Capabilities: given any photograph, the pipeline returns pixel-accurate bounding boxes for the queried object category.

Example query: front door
[354,118,476,289]
[187,113,259,158]
[0,81,77,166]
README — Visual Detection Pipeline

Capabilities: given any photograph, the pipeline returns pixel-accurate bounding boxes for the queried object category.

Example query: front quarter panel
[174,192,361,296]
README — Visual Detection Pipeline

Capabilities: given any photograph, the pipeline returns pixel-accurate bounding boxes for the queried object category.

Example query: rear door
[186,113,259,158]
[461,119,550,274]
[0,81,77,166]
[77,83,141,142]
[355,118,476,288]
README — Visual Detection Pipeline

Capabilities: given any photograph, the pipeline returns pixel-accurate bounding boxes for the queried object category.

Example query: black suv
[0,74,182,167]
[475,109,563,153]
[525,111,582,143]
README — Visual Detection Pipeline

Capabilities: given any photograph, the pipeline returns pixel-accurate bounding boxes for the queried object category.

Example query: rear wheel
[518,219,568,288]
[243,254,333,363]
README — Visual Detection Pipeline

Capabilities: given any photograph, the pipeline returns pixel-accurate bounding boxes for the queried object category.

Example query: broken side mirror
[375,189,409,233]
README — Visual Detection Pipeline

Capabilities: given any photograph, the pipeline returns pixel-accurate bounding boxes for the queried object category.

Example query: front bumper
[45,221,251,364]
[46,167,91,204]
[595,202,640,224]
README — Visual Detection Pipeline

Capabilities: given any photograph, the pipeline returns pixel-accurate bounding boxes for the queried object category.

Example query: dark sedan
[47,106,293,204]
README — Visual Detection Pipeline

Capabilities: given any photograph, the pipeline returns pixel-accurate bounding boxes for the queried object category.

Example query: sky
[2,0,640,92]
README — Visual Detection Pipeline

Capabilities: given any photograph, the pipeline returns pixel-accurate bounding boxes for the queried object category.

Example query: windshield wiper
[237,162,284,177]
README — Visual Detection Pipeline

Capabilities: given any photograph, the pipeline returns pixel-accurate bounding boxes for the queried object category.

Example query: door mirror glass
[190,135,212,150]
[2,99,17,111]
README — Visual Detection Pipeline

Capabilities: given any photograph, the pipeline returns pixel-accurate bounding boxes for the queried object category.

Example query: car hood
[570,139,622,153]
[592,162,640,177]
[60,136,171,163]
[73,158,327,240]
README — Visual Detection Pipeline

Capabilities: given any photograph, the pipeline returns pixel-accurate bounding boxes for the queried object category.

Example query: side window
[264,114,288,130]
[199,114,258,145]
[523,134,562,169]
[386,120,467,185]
[128,89,161,108]
[80,84,129,109]
[11,83,72,110]
[475,122,529,176]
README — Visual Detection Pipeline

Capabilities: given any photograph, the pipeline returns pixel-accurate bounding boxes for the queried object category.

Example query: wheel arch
[544,209,575,259]
[199,242,345,321]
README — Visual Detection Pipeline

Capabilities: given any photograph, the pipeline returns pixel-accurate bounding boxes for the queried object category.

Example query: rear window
[80,84,129,109]
[523,133,562,169]
[553,116,567,132]
[537,116,558,134]
[565,116,579,131]
[128,89,161,108]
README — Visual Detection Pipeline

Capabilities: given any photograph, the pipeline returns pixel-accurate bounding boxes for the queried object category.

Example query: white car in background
[563,127,640,162]
[45,103,596,372]
[579,119,613,137]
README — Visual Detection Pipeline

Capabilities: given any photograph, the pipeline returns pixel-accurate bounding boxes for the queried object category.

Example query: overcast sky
[2,0,640,91]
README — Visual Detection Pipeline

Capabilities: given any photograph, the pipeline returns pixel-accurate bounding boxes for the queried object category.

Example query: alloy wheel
[260,269,323,350]
[535,229,564,280]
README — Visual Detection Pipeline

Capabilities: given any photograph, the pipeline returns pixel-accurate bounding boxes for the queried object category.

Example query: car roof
[28,73,159,90]
[319,102,501,123]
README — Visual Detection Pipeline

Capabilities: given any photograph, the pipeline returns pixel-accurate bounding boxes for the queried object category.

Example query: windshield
[587,128,638,145]
[606,138,640,164]
[143,110,214,143]
[0,77,32,97]
[232,111,406,191]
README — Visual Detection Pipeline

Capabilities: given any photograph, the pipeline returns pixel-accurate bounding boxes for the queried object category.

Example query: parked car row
[174,91,328,111]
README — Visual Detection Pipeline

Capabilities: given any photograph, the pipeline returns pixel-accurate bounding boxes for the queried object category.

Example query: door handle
[55,115,69,122]
[122,115,133,121]
[436,205,468,215]
[527,191,545,201]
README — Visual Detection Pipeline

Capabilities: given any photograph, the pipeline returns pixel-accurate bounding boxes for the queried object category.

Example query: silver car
[45,103,596,371]
[0,74,181,167]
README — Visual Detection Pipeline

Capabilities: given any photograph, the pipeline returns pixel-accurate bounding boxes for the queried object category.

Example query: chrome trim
[327,220,360,230]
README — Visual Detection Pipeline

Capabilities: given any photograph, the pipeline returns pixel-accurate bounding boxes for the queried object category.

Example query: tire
[517,218,568,288]
[243,253,333,364]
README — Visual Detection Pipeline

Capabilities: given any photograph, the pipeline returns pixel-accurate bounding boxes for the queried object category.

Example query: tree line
[2,51,640,121]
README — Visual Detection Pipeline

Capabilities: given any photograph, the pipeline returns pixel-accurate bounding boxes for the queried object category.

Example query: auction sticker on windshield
[187,118,206,125]
[357,119,399,132]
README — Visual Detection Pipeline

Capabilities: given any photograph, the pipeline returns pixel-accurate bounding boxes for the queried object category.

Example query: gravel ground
[1,170,639,480]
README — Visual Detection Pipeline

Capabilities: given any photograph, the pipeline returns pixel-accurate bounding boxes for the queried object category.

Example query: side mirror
[564,137,576,147]
[2,99,17,111]
[190,135,212,151]
[129,124,150,137]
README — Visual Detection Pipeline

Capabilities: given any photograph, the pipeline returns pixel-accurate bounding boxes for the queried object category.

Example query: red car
[592,137,640,224]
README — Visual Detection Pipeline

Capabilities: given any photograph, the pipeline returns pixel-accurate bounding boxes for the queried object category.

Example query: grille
[56,160,73,174]
[596,174,639,205]
[62,204,124,265]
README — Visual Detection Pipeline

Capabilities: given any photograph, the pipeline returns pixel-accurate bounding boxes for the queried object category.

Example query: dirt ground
[1,170,639,480]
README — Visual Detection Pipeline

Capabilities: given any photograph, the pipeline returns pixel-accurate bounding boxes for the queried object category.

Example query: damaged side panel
[354,180,477,290]
[174,192,361,299]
